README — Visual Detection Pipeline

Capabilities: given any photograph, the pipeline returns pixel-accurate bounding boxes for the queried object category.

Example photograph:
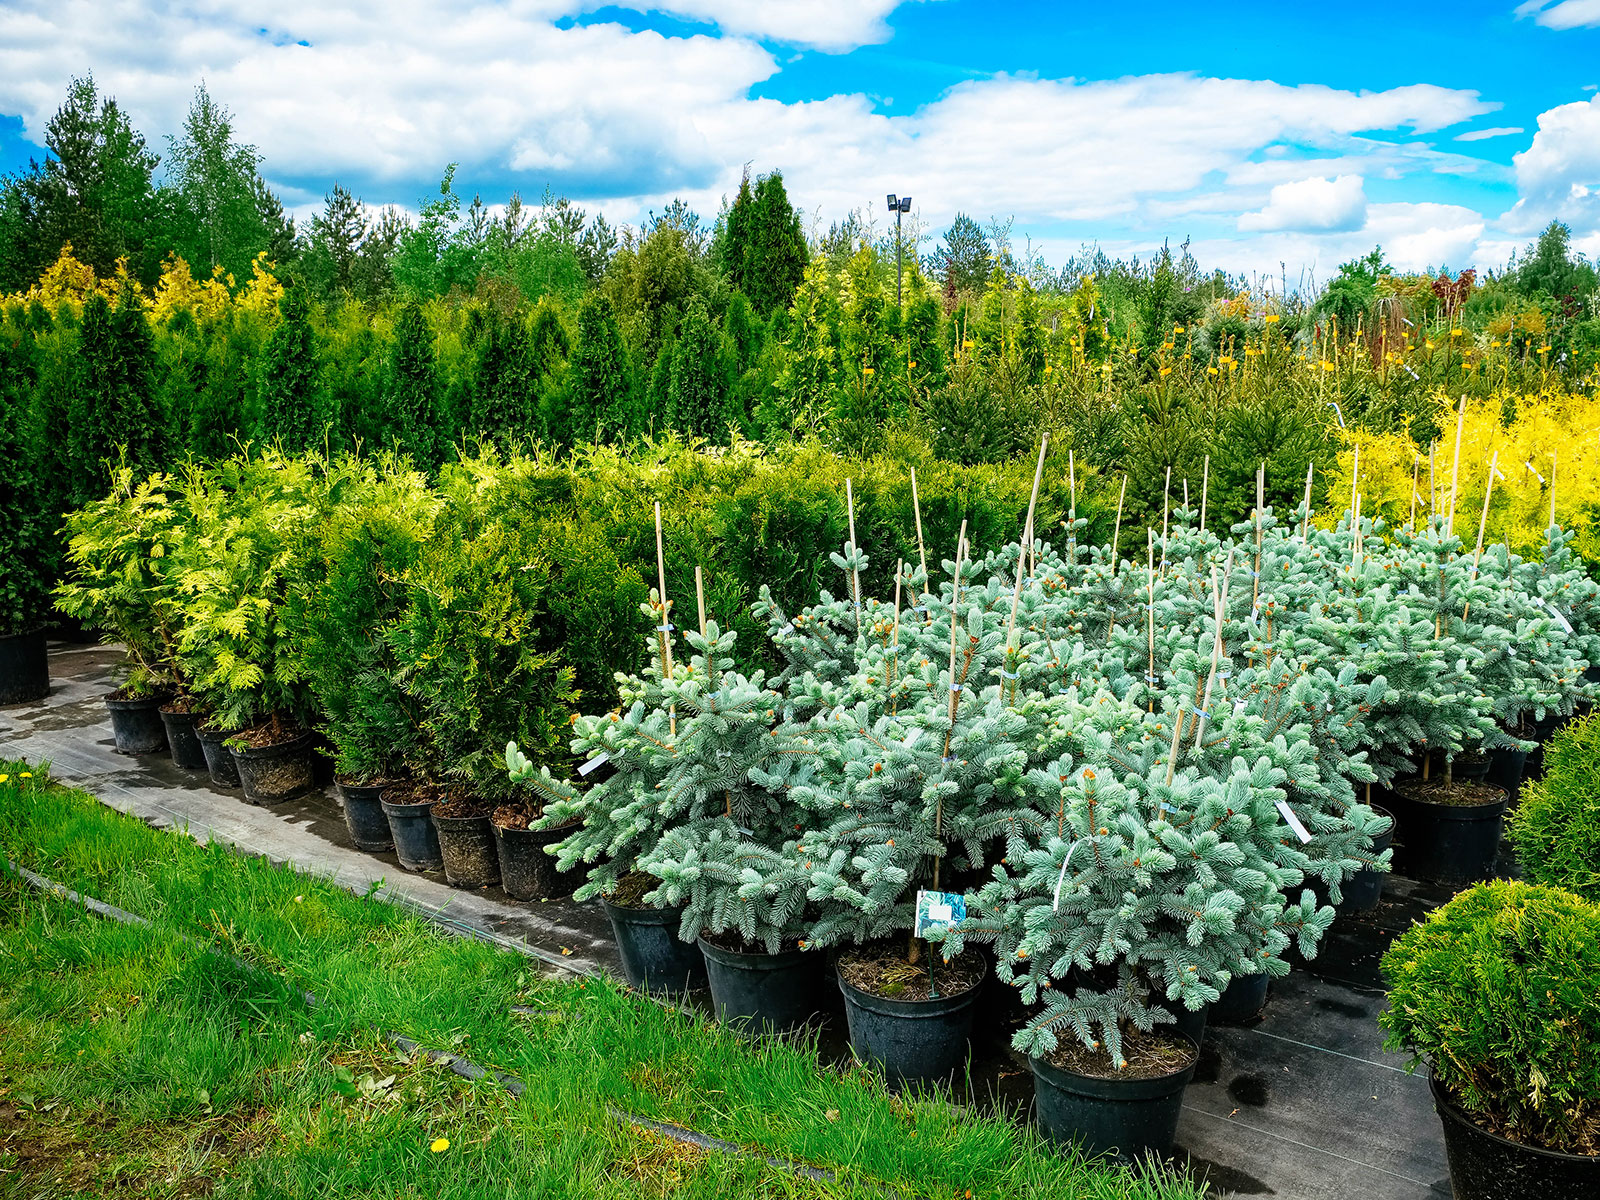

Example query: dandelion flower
[431,1138,449,1153]
[19,772,31,779]
[0,774,7,783]
[1159,366,1172,377]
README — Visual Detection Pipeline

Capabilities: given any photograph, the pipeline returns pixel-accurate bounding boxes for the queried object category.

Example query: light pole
[886,193,912,307]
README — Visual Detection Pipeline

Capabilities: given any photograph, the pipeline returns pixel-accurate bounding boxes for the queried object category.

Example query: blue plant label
[914,889,966,938]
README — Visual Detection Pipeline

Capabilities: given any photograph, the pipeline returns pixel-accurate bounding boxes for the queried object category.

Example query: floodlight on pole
[887,192,911,307]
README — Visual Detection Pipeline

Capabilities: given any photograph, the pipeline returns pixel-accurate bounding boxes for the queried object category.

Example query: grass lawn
[0,762,1205,1200]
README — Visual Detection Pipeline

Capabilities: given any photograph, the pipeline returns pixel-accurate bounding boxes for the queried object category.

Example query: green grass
[0,761,1206,1200]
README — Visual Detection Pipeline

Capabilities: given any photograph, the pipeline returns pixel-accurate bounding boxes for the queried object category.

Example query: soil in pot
[195,721,242,789]
[1338,804,1395,912]
[491,805,580,901]
[335,777,395,852]
[698,928,819,1034]
[158,697,207,770]
[837,944,985,1085]
[105,688,170,755]
[380,782,444,872]
[228,721,316,804]
[1431,1075,1599,1200]
[1393,779,1508,884]
[602,874,707,994]
[431,796,501,890]
[1031,1026,1200,1162]
[0,629,49,705]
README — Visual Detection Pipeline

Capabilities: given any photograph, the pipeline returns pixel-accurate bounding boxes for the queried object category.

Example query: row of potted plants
[502,480,1596,1167]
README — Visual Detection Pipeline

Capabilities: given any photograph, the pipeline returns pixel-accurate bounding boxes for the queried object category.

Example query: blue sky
[2,0,1598,281]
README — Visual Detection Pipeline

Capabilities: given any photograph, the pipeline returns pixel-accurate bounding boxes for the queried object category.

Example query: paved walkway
[2,642,1457,1199]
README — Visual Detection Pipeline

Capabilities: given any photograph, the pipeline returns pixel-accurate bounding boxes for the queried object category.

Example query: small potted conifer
[1380,881,1600,1198]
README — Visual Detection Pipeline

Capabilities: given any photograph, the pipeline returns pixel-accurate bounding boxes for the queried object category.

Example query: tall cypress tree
[256,284,321,451]
[746,172,807,316]
[717,168,756,294]
[73,280,163,502]
[568,291,634,443]
[388,301,441,467]
[668,299,727,440]
[470,309,535,448]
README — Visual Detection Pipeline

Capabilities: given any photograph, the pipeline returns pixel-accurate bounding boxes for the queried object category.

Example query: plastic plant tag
[1275,799,1313,844]
[1540,598,1575,635]
[913,889,966,938]
[578,752,610,777]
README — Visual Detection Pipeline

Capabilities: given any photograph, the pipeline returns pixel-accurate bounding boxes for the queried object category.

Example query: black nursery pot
[1156,995,1210,1048]
[492,819,580,901]
[1212,973,1269,1024]
[1338,804,1395,913]
[195,723,242,789]
[335,780,393,852]
[433,810,501,890]
[105,693,168,755]
[837,963,984,1085]
[380,791,443,872]
[1486,746,1529,801]
[1431,1075,1600,1200]
[0,630,49,705]
[1030,1033,1199,1162]
[158,706,207,770]
[601,898,707,994]
[230,731,315,804]
[697,936,818,1033]
[1394,783,1508,885]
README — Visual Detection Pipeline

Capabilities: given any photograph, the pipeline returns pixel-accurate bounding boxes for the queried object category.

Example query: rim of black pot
[1429,1073,1600,1165]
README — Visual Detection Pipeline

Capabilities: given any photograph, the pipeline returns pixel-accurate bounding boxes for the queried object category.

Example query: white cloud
[1507,94,1600,232]
[1239,175,1369,232]
[1514,1,1600,30]
[1454,126,1525,141]
[599,1,938,53]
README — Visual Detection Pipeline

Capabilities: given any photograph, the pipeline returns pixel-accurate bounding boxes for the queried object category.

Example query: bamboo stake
[1163,700,1186,789]
[1447,394,1467,537]
[654,502,677,737]
[890,559,903,704]
[845,478,862,612]
[910,466,930,613]
[1428,441,1437,524]
[1253,462,1264,612]
[1192,565,1230,750]
[936,521,969,892]
[1463,450,1500,622]
[1009,435,1049,636]
[1147,529,1156,712]
[1301,461,1314,541]
[1110,474,1127,577]
[695,566,707,637]
[1550,450,1558,533]
[1160,467,1172,573]
[1350,443,1359,521]
[1066,445,1076,565]
[1200,455,1210,533]
[1409,454,1420,530]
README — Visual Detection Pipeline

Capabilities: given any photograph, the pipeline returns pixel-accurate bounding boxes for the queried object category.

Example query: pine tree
[303,185,367,297]
[668,299,727,440]
[568,291,634,443]
[937,214,991,296]
[388,301,442,467]
[256,284,322,451]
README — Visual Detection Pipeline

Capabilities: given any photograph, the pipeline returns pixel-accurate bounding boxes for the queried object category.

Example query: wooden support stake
[938,520,970,884]
[845,477,862,611]
[1447,394,1467,537]
[1160,467,1172,572]
[1301,460,1314,542]
[1350,443,1359,522]
[1428,441,1437,524]
[1550,450,1558,533]
[695,565,707,637]
[1409,454,1420,530]
[1200,455,1210,533]
[890,559,903,702]
[1463,449,1499,622]
[1147,529,1156,712]
[654,501,677,737]
[1010,436,1049,635]
[1253,462,1264,612]
[1110,474,1127,577]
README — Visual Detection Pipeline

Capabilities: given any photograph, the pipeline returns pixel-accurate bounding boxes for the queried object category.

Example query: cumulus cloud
[1506,93,1600,232]
[599,1,938,53]
[1454,126,1525,141]
[1238,175,1369,232]
[1514,1,1600,30]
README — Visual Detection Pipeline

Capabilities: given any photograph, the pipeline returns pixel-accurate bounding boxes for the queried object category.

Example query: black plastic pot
[492,819,579,901]
[698,936,818,1033]
[1031,1033,1199,1162]
[837,962,983,1084]
[381,793,443,872]
[1486,746,1529,802]
[434,811,501,889]
[1394,784,1508,884]
[1432,1075,1599,1200]
[0,630,49,705]
[601,898,706,994]
[1156,996,1210,1048]
[105,693,168,755]
[335,780,393,852]
[230,731,315,805]
[1338,804,1395,912]
[195,723,242,789]
[158,706,207,770]
[1212,973,1269,1024]
[1453,754,1492,783]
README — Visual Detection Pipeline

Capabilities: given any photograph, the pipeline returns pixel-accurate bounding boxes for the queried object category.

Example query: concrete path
[2,642,1458,1199]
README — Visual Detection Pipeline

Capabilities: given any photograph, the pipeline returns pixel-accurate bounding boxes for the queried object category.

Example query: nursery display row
[20,436,1600,1191]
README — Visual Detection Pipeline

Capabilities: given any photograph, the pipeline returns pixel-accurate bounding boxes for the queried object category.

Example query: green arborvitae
[567,291,634,443]
[0,332,54,635]
[718,169,756,295]
[746,172,808,316]
[73,281,164,502]
[256,284,322,452]
[668,298,727,440]
[388,301,442,468]
[469,309,536,449]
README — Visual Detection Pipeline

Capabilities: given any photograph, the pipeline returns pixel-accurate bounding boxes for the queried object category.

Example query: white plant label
[1275,799,1313,844]
[578,752,610,777]
[1540,599,1574,634]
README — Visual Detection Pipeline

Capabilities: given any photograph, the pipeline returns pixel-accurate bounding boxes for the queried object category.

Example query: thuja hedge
[59,439,1117,792]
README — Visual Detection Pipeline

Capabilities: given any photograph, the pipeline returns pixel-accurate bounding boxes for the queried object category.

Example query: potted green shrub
[390,482,579,889]
[288,457,438,852]
[171,452,331,801]
[1508,712,1600,902]
[55,467,191,756]
[1380,881,1600,1198]
[0,352,53,705]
